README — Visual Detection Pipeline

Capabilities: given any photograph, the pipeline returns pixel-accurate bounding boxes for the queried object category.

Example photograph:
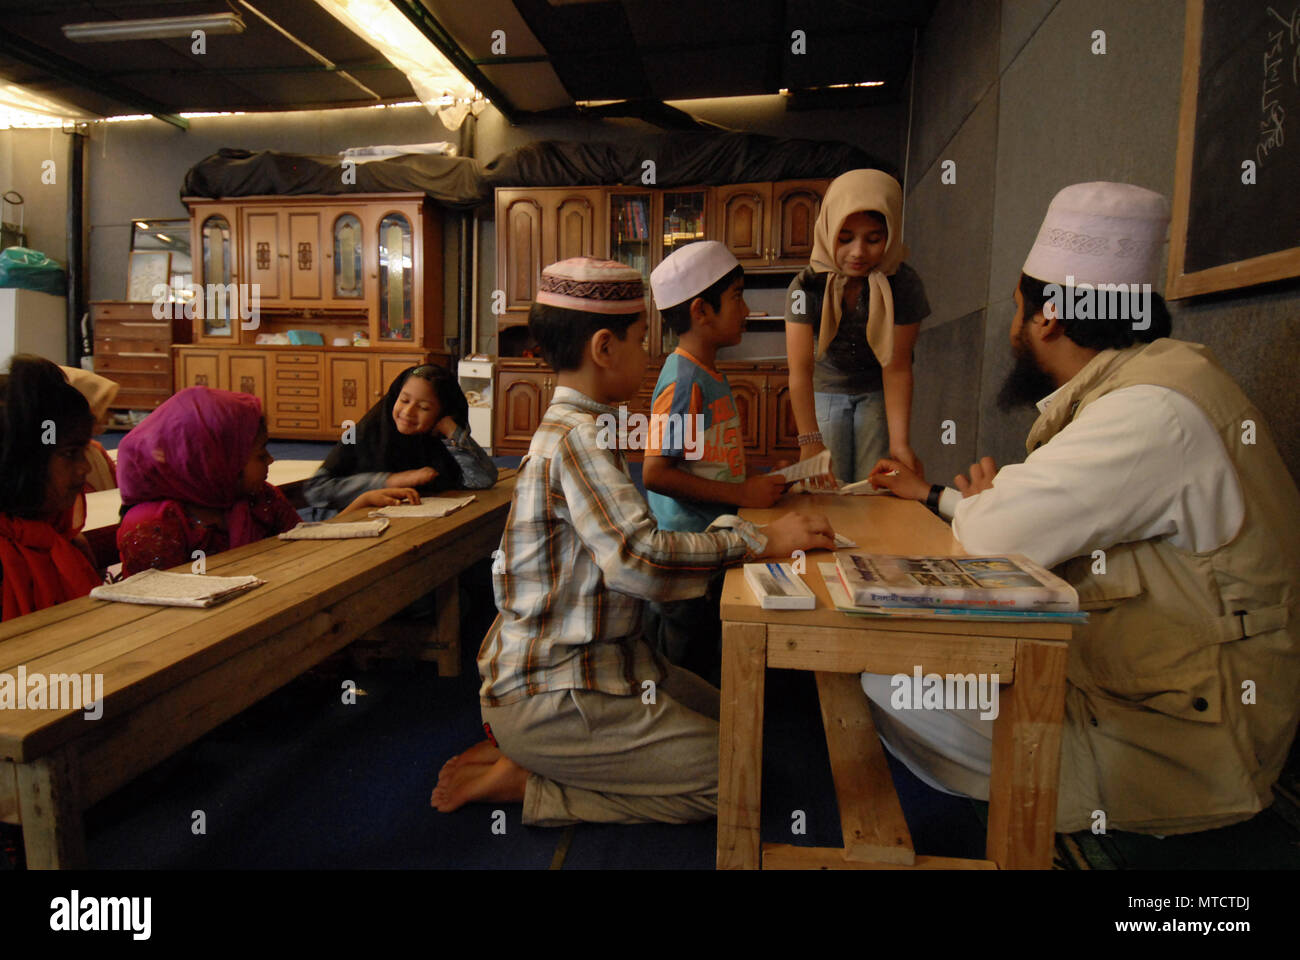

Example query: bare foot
[431,756,529,812]
[438,739,501,779]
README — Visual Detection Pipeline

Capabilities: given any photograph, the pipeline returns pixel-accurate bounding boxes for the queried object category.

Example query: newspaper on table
[90,569,265,608]
[833,552,1079,611]
[279,518,390,540]
[370,495,476,519]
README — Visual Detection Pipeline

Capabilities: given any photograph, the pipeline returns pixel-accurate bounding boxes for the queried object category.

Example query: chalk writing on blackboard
[1259,6,1300,165]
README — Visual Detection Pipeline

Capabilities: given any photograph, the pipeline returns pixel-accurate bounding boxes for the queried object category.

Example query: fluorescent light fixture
[134,221,149,230]
[779,81,885,95]
[63,13,246,43]
[155,234,173,243]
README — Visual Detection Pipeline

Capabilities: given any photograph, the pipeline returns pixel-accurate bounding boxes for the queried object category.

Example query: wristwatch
[925,483,945,514]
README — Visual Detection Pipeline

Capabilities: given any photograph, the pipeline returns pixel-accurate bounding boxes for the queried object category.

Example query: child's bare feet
[431,756,529,812]
[438,738,501,779]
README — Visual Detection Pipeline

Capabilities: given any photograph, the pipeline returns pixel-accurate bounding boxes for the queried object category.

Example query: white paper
[90,569,264,608]
[371,495,476,519]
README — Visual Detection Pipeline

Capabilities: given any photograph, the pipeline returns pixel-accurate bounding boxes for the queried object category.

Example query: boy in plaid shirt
[432,258,833,824]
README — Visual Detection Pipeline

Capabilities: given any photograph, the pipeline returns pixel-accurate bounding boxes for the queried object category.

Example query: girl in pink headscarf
[115,387,302,577]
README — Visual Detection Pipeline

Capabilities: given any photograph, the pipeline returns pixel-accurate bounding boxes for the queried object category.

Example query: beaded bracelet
[796,431,823,447]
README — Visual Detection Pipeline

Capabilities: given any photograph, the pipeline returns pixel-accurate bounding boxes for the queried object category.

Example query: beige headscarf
[809,169,908,367]
[59,365,119,430]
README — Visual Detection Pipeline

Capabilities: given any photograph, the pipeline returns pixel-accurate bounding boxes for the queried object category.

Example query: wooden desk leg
[717,620,767,871]
[429,576,461,678]
[16,745,86,870]
[987,638,1067,869]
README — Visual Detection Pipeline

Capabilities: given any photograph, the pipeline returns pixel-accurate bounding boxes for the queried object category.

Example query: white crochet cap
[650,240,741,310]
[1022,182,1171,287]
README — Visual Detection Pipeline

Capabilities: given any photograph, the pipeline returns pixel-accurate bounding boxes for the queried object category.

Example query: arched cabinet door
[496,369,550,448]
[771,182,827,265]
[377,211,414,341]
[713,183,769,266]
[330,212,366,303]
[192,208,239,340]
[497,193,543,315]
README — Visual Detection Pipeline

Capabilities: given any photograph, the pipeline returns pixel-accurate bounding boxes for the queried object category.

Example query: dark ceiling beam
[0,31,188,129]
[388,0,520,123]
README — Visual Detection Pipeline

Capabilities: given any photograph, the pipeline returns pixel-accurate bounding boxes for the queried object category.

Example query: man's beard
[996,328,1056,411]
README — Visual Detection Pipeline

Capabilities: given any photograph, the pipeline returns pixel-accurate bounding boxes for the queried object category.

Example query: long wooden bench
[0,474,515,868]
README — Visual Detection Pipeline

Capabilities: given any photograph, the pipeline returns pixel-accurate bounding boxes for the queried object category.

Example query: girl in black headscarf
[304,364,497,518]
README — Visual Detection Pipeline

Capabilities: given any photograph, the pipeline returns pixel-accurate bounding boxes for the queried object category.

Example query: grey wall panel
[906,0,1000,184]
[976,294,1040,470]
[904,91,998,329]
[987,0,1185,307]
[911,308,985,485]
[999,0,1059,73]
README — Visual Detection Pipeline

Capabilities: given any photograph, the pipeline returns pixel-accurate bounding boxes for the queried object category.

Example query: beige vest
[1028,339,1300,835]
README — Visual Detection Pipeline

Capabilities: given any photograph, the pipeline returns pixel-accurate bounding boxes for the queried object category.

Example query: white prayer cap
[1021,182,1171,287]
[650,240,741,310]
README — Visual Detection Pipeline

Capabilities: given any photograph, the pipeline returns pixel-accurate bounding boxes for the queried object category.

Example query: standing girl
[305,363,497,517]
[784,169,930,485]
[0,356,101,620]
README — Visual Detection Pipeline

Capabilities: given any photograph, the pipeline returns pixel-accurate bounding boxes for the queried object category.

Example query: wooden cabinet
[90,301,189,410]
[176,194,445,440]
[765,374,800,457]
[711,179,830,269]
[495,188,606,324]
[177,349,221,390]
[225,352,269,409]
[173,346,438,440]
[326,355,369,431]
[727,374,766,456]
[495,365,555,451]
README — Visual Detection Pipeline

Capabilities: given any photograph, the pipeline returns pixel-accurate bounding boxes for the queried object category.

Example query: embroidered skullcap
[1022,182,1171,287]
[650,241,740,310]
[536,257,646,314]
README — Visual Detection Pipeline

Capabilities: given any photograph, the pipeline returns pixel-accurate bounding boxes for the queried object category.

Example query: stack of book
[821,552,1086,624]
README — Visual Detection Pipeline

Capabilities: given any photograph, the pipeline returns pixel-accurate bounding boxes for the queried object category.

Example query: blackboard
[1168,0,1300,297]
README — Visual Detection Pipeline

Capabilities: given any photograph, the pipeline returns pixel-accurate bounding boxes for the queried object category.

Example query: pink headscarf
[117,386,266,548]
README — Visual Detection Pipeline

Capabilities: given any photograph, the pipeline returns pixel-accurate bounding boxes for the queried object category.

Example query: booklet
[90,570,265,608]
[833,551,1079,611]
[370,495,476,519]
[279,518,390,539]
[744,562,816,609]
[819,563,1087,623]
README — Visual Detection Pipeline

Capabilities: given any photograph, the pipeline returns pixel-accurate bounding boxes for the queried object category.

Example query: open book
[834,552,1078,612]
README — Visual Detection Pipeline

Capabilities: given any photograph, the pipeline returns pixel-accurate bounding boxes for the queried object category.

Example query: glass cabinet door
[333,213,365,299]
[377,213,413,340]
[609,192,653,351]
[199,214,233,338]
[657,190,707,353]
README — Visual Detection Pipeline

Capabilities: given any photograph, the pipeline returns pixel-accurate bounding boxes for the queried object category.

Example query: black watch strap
[925,483,945,514]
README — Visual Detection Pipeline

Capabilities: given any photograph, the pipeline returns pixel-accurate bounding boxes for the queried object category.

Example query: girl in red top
[0,356,102,620]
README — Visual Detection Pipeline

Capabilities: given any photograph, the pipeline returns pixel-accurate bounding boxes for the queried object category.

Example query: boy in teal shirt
[642,242,787,681]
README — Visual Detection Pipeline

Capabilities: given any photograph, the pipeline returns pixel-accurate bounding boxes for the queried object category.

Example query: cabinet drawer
[95,336,169,355]
[91,302,158,321]
[275,368,320,381]
[275,353,321,366]
[273,417,322,431]
[93,354,171,374]
[110,389,169,410]
[100,371,170,391]
[276,401,320,414]
[275,384,321,398]
[94,318,172,339]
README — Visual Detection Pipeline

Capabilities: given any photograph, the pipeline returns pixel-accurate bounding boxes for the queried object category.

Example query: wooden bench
[0,473,515,868]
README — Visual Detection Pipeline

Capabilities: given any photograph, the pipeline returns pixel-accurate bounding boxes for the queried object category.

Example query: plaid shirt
[479,386,767,707]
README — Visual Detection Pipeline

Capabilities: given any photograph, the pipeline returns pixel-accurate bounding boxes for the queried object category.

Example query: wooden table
[0,474,515,869]
[717,493,1070,871]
